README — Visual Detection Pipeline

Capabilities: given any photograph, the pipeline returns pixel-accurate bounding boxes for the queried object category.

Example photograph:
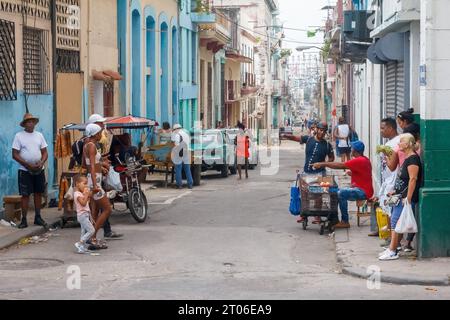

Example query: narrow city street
[1,141,449,300]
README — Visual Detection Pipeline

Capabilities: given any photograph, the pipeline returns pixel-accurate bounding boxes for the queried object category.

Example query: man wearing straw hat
[12,113,49,229]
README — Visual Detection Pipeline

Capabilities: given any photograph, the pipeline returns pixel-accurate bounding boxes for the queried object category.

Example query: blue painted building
[117,0,179,126]
[0,7,56,204]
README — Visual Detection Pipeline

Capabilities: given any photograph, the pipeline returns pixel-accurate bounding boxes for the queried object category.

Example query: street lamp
[296,45,323,52]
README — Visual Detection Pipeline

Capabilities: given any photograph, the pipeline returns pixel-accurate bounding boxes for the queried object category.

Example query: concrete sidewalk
[0,207,62,251]
[330,169,450,286]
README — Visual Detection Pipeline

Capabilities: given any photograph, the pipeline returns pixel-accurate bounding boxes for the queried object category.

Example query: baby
[73,175,95,254]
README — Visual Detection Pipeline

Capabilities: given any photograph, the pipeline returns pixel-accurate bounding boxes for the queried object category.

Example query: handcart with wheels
[298,173,339,235]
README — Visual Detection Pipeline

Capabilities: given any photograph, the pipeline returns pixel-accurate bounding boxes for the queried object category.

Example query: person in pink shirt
[73,175,95,254]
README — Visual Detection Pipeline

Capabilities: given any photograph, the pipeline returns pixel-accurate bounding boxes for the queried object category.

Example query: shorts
[391,201,416,229]
[338,147,351,155]
[87,173,105,200]
[237,156,249,165]
[18,170,46,196]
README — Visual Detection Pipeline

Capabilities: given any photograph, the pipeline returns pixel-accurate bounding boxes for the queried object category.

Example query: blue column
[160,22,169,123]
[132,9,142,116]
[172,26,179,123]
[146,16,156,120]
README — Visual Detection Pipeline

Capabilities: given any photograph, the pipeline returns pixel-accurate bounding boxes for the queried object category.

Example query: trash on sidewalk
[425,287,438,292]
[0,219,16,228]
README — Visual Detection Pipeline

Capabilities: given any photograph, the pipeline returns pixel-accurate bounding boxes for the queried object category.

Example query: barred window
[56,48,80,73]
[0,19,17,101]
[23,27,51,95]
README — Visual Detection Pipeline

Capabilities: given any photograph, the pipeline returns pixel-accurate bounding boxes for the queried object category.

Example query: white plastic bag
[105,169,123,191]
[64,178,74,201]
[395,200,418,234]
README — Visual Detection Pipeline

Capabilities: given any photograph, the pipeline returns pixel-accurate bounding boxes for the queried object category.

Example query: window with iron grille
[23,27,51,95]
[56,49,80,73]
[0,19,17,101]
[103,81,114,117]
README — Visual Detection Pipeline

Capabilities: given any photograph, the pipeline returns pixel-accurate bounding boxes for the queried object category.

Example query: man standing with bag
[12,114,49,229]
[171,124,193,189]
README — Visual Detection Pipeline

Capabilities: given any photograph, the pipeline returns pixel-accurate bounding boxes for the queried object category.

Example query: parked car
[225,128,259,170]
[190,129,237,179]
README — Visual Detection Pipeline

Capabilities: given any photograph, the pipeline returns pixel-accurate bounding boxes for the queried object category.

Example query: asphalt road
[0,141,449,300]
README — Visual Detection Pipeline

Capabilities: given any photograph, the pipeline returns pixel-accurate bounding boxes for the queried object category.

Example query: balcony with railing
[198,11,231,47]
[225,80,242,103]
[191,0,216,24]
[241,72,259,96]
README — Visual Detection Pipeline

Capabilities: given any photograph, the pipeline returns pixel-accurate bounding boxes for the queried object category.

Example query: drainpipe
[51,0,58,188]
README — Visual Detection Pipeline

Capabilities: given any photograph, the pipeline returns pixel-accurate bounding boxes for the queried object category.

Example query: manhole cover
[0,258,64,270]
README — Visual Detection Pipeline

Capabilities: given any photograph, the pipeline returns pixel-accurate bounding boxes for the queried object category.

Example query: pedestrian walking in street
[12,113,49,229]
[82,123,111,248]
[88,114,123,240]
[285,122,335,224]
[171,124,193,189]
[379,133,422,261]
[333,117,351,163]
[313,141,374,229]
[73,175,95,254]
[235,123,250,180]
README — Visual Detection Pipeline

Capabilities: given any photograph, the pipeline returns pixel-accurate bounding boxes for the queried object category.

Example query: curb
[0,218,62,251]
[335,246,450,286]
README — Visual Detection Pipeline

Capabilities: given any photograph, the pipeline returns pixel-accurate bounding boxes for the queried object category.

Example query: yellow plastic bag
[376,208,391,239]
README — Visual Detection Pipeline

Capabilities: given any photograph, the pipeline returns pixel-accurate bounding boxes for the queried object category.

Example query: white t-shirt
[337,124,350,147]
[171,129,191,163]
[379,135,401,213]
[12,131,48,171]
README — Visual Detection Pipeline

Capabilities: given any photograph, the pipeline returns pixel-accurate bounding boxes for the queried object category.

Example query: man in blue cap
[313,140,374,228]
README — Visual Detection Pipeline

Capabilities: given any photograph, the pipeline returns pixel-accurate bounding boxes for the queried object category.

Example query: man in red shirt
[312,141,374,228]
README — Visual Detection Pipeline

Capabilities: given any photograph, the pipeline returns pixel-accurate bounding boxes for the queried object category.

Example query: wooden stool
[3,195,22,222]
[356,199,374,227]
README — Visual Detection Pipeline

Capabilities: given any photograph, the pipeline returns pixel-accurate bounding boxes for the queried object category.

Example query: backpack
[71,138,85,166]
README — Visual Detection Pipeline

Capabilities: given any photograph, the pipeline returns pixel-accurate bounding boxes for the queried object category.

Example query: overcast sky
[278,0,334,51]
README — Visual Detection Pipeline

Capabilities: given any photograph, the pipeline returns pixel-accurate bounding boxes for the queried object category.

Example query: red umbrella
[105,115,159,129]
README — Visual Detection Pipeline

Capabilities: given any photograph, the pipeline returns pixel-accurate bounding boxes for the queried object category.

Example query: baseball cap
[173,124,182,130]
[351,140,365,153]
[85,123,102,137]
[316,121,328,131]
[88,114,107,124]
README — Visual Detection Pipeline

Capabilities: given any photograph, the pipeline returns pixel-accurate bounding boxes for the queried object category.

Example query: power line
[212,8,324,46]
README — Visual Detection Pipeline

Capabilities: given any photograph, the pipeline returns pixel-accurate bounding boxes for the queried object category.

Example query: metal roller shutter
[385,62,397,118]
[385,61,405,118]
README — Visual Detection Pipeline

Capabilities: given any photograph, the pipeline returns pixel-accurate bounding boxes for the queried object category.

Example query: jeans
[78,214,95,243]
[338,187,367,223]
[175,163,193,188]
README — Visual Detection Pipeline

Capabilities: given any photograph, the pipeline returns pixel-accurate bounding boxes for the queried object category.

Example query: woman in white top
[82,124,112,247]
[334,117,351,162]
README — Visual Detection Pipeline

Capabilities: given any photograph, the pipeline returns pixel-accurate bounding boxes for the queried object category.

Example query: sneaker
[378,248,389,257]
[404,245,414,253]
[334,221,351,229]
[379,249,399,261]
[75,242,88,254]
[368,231,379,237]
[104,232,123,239]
